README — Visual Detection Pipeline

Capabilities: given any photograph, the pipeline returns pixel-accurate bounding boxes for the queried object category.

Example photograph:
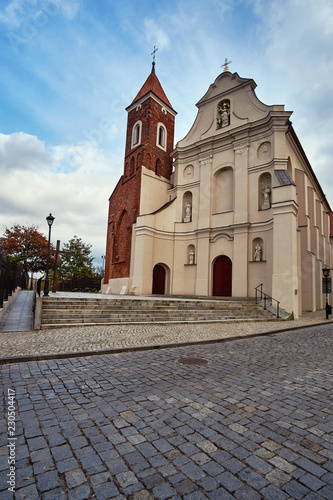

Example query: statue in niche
[254,244,262,262]
[189,249,195,265]
[262,185,271,210]
[217,101,230,128]
[184,201,192,222]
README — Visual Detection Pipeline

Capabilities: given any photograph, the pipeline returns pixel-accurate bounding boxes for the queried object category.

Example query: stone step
[41,317,278,328]
[41,313,272,323]
[40,296,277,327]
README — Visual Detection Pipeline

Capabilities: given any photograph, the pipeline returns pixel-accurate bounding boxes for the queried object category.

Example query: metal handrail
[255,283,280,318]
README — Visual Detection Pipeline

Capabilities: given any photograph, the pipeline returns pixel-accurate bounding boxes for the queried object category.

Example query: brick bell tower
[103,60,176,291]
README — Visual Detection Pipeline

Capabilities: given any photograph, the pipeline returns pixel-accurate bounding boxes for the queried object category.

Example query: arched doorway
[213,256,232,297]
[152,264,166,295]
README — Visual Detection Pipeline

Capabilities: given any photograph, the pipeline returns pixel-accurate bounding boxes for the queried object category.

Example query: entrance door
[152,264,166,295]
[213,256,232,297]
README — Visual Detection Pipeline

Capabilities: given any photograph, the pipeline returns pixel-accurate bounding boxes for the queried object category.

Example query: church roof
[131,63,173,109]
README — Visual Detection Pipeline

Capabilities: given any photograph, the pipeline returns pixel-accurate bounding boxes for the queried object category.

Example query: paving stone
[234,484,261,499]
[295,457,326,477]
[57,457,79,474]
[116,470,138,488]
[67,484,92,499]
[15,484,39,499]
[65,469,87,488]
[216,471,244,492]
[299,473,325,491]
[197,475,219,492]
[92,481,120,499]
[269,455,297,473]
[237,467,269,490]
[36,470,61,492]
[41,488,67,500]
[183,491,207,500]
[282,479,311,498]
[261,484,289,500]
[1,323,332,499]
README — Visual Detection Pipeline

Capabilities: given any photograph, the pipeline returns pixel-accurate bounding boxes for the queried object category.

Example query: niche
[213,167,234,213]
[187,245,195,265]
[258,172,271,210]
[183,191,193,222]
[217,99,230,128]
[252,237,264,262]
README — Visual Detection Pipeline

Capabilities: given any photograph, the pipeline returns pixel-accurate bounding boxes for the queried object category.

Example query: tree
[58,235,94,281]
[0,224,54,274]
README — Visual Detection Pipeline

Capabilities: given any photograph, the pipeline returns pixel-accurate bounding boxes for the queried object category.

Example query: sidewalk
[0,290,35,333]
[0,289,331,362]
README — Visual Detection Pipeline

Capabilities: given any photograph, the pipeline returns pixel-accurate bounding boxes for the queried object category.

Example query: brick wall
[104,93,175,283]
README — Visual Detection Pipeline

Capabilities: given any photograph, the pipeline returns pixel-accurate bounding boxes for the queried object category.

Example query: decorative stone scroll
[199,155,212,166]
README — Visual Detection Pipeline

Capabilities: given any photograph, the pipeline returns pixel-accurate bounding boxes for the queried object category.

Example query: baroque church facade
[102,63,332,318]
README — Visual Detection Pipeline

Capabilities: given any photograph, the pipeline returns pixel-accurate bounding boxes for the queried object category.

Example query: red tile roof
[131,63,173,109]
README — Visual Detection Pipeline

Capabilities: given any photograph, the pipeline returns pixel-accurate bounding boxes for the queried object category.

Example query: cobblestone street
[1,324,333,499]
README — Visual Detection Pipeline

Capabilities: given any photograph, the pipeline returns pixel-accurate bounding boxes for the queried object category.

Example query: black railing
[0,255,27,308]
[255,283,280,318]
[58,276,101,293]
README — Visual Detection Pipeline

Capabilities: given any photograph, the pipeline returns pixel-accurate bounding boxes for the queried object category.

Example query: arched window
[130,156,135,175]
[155,158,162,176]
[136,152,142,170]
[157,123,167,150]
[213,167,233,213]
[131,121,142,149]
[115,210,132,262]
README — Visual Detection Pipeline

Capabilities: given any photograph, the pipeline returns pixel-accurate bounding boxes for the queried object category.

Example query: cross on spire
[151,45,158,63]
[222,57,232,72]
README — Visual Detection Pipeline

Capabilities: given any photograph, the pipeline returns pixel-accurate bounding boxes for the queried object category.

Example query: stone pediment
[196,71,257,107]
[177,71,284,147]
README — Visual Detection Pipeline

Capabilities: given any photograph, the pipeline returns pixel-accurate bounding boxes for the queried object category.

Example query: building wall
[104,70,332,317]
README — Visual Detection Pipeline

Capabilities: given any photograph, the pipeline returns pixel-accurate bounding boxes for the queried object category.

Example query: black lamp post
[322,266,331,319]
[44,213,55,297]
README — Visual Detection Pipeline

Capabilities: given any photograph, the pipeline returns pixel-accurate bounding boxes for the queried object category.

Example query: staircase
[40,296,279,328]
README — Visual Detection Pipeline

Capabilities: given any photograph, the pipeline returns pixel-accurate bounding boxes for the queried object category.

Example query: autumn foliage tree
[0,224,54,275]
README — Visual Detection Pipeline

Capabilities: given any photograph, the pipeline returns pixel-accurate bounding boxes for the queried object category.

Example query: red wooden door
[213,256,232,297]
[152,265,166,295]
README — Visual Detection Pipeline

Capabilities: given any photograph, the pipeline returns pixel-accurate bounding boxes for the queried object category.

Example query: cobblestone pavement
[0,325,332,499]
[0,311,331,360]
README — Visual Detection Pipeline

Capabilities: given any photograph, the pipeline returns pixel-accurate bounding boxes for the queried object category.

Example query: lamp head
[322,266,330,278]
[46,213,55,227]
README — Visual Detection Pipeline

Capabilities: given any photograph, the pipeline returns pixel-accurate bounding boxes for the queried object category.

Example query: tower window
[157,123,167,151]
[131,121,142,148]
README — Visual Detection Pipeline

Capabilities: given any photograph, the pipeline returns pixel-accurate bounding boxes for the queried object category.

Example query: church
[102,60,332,319]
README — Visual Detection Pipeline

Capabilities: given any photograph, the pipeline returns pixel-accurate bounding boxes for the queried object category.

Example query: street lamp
[322,266,331,319]
[44,213,55,297]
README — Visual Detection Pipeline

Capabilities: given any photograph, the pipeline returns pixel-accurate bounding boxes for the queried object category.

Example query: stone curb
[0,319,332,365]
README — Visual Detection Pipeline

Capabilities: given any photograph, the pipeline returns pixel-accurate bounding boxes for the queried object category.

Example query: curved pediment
[176,71,282,148]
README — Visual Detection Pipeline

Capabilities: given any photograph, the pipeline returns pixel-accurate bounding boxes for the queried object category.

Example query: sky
[0,0,333,268]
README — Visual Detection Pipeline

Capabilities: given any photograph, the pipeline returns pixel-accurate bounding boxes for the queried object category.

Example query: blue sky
[0,0,333,266]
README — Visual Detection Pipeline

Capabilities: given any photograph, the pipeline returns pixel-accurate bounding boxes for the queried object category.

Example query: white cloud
[0,0,79,27]
[144,18,170,51]
[0,132,120,264]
